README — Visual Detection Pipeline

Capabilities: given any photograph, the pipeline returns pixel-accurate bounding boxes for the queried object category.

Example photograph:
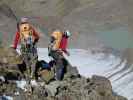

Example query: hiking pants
[50,50,65,80]
[20,44,38,78]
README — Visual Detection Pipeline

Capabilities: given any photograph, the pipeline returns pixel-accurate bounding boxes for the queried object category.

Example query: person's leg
[55,66,64,80]
[55,57,65,80]
[30,47,38,79]
[50,51,65,80]
[21,44,33,78]
[17,61,27,78]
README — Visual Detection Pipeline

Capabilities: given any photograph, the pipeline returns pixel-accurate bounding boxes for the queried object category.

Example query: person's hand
[10,45,16,50]
[58,49,62,51]
[63,50,70,56]
[57,49,63,55]
[59,49,63,53]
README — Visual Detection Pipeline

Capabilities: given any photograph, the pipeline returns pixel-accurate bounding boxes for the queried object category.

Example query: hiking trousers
[50,50,65,80]
[20,44,38,78]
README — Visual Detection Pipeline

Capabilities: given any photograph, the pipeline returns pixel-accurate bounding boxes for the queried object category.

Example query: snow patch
[16,79,27,90]
[1,95,13,100]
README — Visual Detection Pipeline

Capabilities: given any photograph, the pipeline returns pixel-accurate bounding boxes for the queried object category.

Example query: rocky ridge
[0,47,127,100]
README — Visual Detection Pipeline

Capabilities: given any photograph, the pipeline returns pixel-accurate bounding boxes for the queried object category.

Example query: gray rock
[45,81,61,96]
[0,47,23,65]
[91,75,112,96]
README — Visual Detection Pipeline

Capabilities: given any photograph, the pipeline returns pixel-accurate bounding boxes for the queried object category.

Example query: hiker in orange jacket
[13,17,39,49]
[13,17,40,79]
[48,29,71,80]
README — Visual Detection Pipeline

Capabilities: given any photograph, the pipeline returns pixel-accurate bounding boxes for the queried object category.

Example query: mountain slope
[0,0,133,49]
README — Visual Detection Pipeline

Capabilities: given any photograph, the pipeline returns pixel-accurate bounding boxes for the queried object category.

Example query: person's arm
[62,49,70,56]
[13,31,20,49]
[48,36,56,56]
[32,28,40,42]
[49,37,56,51]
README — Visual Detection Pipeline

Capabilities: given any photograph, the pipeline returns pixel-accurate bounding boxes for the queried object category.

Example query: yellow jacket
[51,30,62,50]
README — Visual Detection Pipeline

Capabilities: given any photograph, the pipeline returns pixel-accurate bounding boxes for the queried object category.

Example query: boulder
[0,47,23,80]
[39,69,55,84]
[0,47,23,65]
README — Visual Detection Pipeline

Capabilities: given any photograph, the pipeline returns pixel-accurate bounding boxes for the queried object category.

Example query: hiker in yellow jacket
[48,30,64,80]
[50,30,62,50]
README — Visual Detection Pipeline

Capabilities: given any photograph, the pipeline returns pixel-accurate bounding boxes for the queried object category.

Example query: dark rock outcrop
[0,47,23,81]
[9,74,127,100]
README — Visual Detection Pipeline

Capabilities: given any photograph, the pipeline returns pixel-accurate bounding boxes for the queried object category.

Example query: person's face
[19,23,30,31]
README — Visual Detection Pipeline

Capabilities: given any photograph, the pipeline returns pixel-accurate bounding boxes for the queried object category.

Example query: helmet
[64,30,71,37]
[20,17,29,23]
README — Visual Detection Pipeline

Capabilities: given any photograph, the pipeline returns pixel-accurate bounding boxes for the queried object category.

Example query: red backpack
[59,35,68,53]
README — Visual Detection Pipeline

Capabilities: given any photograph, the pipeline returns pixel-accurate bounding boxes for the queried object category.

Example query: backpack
[59,35,68,51]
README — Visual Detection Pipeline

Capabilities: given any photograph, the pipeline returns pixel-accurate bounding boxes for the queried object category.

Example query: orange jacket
[51,30,62,50]
[13,27,39,49]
